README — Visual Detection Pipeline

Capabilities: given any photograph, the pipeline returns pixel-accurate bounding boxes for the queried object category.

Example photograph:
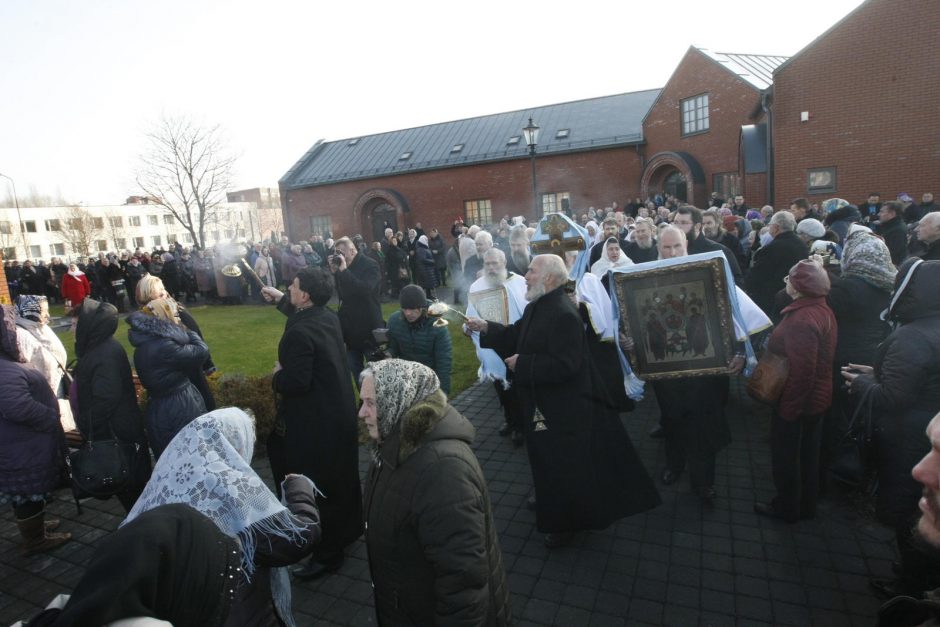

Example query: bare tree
[57,205,104,257]
[103,209,128,251]
[135,115,236,249]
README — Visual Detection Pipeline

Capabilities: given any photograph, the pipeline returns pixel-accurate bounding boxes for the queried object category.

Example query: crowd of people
[2,187,939,626]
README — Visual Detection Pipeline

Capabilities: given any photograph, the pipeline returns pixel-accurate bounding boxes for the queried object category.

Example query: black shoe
[511,430,524,447]
[498,422,512,436]
[649,425,665,439]
[660,468,682,485]
[291,556,344,581]
[526,495,537,511]
[753,502,799,523]
[544,532,575,548]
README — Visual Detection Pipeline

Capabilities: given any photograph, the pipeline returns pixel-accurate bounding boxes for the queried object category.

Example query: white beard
[636,239,653,250]
[525,282,546,302]
[484,269,508,287]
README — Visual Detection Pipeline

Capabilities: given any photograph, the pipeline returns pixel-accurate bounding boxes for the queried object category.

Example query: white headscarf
[590,238,634,278]
[123,408,312,627]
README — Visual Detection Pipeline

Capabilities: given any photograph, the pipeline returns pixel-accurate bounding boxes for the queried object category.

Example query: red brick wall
[772,0,940,208]
[643,48,767,207]
[282,147,645,243]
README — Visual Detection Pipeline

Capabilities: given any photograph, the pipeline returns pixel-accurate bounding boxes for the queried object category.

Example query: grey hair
[359,367,374,388]
[483,247,506,263]
[770,211,796,232]
[509,224,529,242]
[474,230,493,246]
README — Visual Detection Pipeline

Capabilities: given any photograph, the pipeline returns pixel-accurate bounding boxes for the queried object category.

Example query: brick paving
[0,378,896,626]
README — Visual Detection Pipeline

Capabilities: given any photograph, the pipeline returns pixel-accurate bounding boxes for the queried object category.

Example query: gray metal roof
[695,48,789,90]
[281,89,661,190]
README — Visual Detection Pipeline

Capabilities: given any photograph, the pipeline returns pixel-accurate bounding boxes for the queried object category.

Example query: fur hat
[399,284,428,310]
[788,260,830,297]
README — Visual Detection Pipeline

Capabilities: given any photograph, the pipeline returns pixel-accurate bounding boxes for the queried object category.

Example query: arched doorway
[663,170,688,203]
[370,203,398,242]
[352,189,410,243]
[639,152,706,206]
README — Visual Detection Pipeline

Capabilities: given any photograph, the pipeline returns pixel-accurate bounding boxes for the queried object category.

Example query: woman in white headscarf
[123,408,320,627]
[15,295,74,430]
[590,237,634,283]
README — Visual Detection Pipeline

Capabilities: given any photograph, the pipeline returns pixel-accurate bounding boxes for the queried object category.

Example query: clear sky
[0,0,864,205]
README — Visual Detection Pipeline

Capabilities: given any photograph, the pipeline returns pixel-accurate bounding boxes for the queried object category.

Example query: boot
[16,512,71,556]
[45,518,60,531]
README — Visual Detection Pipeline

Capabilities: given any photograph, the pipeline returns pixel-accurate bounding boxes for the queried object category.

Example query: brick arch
[353,188,411,242]
[640,151,706,206]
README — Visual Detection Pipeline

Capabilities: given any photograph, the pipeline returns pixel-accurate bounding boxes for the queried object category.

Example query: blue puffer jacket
[127,312,208,457]
[0,356,64,497]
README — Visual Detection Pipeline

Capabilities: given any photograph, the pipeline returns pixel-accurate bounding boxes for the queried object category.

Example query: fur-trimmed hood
[126,311,190,346]
[376,390,474,468]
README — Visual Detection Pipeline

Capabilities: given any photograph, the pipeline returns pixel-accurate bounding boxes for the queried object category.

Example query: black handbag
[66,400,139,512]
[829,387,874,487]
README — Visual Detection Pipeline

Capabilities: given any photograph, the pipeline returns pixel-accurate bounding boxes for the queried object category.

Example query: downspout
[761,89,774,207]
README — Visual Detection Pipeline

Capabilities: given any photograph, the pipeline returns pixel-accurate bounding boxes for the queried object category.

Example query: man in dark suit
[330,236,384,384]
[673,206,743,284]
[745,210,808,319]
[858,193,882,225]
[877,201,909,266]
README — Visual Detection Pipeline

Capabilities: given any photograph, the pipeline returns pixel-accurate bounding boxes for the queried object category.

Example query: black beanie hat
[399,284,428,309]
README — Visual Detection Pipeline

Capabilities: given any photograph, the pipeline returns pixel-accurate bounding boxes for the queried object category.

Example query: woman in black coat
[360,359,511,625]
[127,298,209,458]
[823,231,894,485]
[74,299,151,512]
[414,234,439,298]
[844,259,940,599]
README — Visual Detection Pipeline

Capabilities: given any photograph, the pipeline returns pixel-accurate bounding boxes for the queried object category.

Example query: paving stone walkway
[1,379,895,626]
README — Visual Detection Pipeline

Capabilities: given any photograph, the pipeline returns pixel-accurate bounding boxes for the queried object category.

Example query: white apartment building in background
[0,201,260,262]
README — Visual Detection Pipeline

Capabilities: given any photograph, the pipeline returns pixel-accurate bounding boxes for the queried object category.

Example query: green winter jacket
[387,311,453,394]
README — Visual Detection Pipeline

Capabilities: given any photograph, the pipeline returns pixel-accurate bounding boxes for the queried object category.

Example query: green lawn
[55,302,480,397]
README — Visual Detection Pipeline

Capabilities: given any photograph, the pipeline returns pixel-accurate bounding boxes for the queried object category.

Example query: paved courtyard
[1,378,895,626]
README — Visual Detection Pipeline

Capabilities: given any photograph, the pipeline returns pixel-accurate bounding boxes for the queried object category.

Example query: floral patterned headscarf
[366,359,440,440]
[0,304,23,362]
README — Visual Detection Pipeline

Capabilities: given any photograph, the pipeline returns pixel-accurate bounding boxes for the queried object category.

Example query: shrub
[208,372,278,443]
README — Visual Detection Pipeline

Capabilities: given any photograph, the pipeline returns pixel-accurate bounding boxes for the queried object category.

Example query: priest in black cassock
[468,254,660,548]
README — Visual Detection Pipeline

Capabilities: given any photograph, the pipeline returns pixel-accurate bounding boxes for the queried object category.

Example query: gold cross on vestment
[530,213,586,258]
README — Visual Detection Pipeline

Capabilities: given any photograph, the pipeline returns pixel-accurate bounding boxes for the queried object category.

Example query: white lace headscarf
[122,407,310,627]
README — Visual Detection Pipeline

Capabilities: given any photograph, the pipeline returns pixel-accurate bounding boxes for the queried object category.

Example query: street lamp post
[0,172,28,259]
[522,118,540,217]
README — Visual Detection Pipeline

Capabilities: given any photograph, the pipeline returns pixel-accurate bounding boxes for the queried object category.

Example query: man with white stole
[464,247,528,445]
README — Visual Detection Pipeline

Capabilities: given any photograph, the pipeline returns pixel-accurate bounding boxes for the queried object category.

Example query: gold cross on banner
[530,213,585,258]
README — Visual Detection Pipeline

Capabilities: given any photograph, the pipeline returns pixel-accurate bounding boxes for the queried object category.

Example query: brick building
[280,0,938,243]
[641,47,785,209]
[771,0,940,208]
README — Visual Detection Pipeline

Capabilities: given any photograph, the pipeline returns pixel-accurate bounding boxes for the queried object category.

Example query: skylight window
[347,138,360,146]
[555,129,570,139]
[398,151,412,161]
[507,136,521,145]
[451,144,464,153]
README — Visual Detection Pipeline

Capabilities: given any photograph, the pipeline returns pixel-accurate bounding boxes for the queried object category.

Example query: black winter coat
[127,313,209,457]
[878,216,909,266]
[852,261,940,524]
[827,275,891,368]
[414,242,438,290]
[269,299,363,558]
[481,286,660,533]
[688,233,742,284]
[364,393,511,626]
[335,253,384,352]
[745,230,808,319]
[75,302,148,446]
